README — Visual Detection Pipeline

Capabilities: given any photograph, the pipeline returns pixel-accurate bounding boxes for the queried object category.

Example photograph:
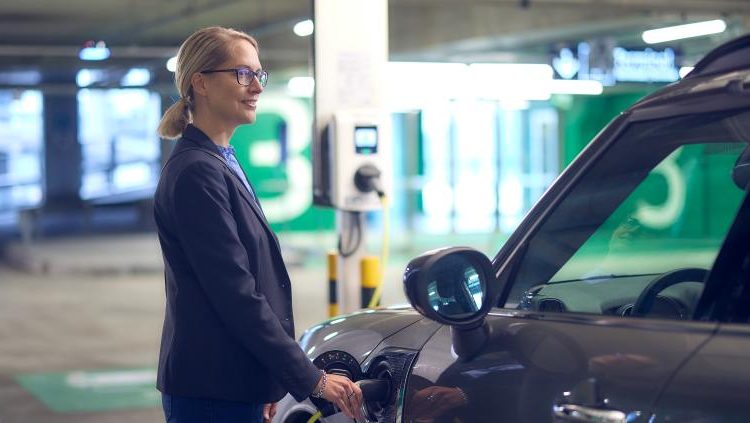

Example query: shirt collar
[214,144,236,161]
[215,144,236,154]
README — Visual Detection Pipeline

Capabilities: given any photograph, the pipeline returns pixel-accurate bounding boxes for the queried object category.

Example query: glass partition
[78,89,160,200]
[0,90,43,212]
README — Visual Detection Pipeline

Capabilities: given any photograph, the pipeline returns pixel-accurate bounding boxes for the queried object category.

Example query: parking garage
[1,1,749,422]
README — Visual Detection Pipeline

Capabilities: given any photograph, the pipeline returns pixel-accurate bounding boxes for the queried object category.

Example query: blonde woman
[154,27,362,422]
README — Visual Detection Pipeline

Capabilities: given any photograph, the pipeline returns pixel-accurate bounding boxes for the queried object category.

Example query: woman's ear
[191,72,208,98]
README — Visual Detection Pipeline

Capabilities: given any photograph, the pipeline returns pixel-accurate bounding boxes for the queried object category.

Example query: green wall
[229,97,334,232]
[557,89,657,167]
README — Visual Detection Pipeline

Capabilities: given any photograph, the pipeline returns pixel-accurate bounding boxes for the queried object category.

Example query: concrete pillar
[42,89,81,207]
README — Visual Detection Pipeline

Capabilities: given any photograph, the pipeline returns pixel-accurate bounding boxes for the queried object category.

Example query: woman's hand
[315,372,364,420]
[262,402,277,423]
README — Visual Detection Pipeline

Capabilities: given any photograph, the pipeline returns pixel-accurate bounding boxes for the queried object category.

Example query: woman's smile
[240,98,257,110]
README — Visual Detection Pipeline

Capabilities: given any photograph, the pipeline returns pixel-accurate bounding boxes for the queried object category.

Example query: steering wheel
[630,268,709,317]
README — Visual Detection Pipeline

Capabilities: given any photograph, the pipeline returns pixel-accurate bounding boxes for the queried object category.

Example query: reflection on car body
[274,33,750,423]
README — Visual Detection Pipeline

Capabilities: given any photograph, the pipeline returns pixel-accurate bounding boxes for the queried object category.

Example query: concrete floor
[0,233,418,423]
[0,264,165,423]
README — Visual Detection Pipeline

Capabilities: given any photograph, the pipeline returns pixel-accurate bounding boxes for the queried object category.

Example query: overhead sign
[552,42,680,84]
[552,48,580,80]
[612,47,679,83]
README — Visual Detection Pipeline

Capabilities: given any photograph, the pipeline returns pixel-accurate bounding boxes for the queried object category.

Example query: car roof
[687,33,750,79]
[631,32,750,111]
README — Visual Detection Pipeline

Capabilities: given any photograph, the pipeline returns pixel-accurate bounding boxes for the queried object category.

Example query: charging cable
[367,194,389,309]
[350,164,389,309]
[306,411,323,423]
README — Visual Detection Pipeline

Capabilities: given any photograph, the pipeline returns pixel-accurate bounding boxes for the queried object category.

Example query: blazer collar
[177,124,281,252]
[181,124,219,152]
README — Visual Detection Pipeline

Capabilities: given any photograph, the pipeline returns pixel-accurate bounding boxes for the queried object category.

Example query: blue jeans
[162,393,263,423]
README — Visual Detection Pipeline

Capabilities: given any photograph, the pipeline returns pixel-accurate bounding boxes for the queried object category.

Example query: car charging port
[356,360,393,422]
[310,351,364,418]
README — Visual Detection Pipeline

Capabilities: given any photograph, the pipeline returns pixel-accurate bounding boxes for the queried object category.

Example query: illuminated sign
[552,48,580,80]
[612,47,679,82]
[552,42,680,84]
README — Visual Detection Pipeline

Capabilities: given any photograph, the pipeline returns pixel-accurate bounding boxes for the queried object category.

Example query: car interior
[509,108,750,321]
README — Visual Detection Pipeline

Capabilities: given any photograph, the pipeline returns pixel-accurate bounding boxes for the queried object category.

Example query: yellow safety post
[361,256,381,308]
[327,252,339,317]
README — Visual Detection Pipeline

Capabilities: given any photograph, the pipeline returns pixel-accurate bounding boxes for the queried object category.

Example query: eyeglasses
[200,66,269,87]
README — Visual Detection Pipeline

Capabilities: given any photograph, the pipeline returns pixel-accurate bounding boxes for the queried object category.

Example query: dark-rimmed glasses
[200,66,269,87]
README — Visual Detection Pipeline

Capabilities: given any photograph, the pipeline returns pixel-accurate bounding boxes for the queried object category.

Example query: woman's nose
[250,76,264,93]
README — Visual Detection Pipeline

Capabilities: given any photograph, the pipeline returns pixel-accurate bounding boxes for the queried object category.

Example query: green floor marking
[15,368,160,413]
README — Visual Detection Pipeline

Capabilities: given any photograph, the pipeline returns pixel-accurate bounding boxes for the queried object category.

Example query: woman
[154,27,362,422]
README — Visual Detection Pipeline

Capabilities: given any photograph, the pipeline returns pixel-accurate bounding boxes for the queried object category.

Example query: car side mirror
[403,247,498,328]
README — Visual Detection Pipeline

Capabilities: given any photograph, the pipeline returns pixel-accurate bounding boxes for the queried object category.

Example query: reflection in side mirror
[403,247,497,328]
[426,255,484,319]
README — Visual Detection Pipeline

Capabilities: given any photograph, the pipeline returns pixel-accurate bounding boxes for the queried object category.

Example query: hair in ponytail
[157,27,258,140]
[158,98,191,140]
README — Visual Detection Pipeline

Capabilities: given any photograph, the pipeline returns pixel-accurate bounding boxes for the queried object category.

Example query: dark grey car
[275,33,750,423]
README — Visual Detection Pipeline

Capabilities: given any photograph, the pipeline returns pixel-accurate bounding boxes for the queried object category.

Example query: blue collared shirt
[215,144,258,203]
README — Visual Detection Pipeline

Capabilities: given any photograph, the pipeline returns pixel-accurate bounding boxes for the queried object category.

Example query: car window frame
[693,186,750,322]
[491,86,750,320]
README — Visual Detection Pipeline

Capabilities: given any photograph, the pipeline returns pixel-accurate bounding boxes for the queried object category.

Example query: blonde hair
[158,26,259,139]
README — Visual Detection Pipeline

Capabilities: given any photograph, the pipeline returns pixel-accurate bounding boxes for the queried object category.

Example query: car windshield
[505,108,750,312]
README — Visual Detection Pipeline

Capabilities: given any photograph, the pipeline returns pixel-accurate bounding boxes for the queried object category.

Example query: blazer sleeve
[172,160,321,401]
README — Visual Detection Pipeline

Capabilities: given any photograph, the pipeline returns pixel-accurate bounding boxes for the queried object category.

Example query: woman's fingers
[338,385,357,419]
[350,382,364,420]
[323,373,364,420]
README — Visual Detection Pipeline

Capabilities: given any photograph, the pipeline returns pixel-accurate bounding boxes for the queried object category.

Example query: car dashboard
[518,274,705,320]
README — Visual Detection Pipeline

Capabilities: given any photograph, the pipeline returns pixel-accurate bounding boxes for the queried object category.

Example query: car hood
[298,305,422,364]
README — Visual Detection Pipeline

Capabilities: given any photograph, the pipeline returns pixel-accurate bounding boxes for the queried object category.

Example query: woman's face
[201,39,264,130]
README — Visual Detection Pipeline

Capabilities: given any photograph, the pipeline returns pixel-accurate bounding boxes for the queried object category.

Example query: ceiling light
[498,99,530,110]
[121,68,151,86]
[287,76,314,98]
[79,40,110,61]
[679,66,695,78]
[294,19,314,37]
[386,62,468,106]
[76,69,105,87]
[549,79,603,95]
[468,64,554,101]
[642,19,726,44]
[166,56,177,72]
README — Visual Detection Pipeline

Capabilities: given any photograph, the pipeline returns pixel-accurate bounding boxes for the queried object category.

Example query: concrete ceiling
[0,0,749,87]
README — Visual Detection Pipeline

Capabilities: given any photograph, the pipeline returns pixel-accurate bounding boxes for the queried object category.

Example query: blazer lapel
[179,125,283,254]
[227,171,285,257]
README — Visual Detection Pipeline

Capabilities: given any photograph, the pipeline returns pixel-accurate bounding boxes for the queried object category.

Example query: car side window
[506,109,750,321]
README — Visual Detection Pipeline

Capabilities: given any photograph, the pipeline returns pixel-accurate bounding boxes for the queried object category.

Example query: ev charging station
[312,0,390,314]
[322,110,390,210]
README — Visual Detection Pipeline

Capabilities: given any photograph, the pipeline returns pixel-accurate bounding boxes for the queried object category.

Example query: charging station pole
[336,210,366,314]
[312,0,389,314]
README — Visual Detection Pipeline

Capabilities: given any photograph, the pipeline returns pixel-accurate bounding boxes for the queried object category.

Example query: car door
[402,107,750,423]
[650,188,750,423]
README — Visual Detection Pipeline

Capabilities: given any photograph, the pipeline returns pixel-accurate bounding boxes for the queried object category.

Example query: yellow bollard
[361,256,381,309]
[327,252,339,317]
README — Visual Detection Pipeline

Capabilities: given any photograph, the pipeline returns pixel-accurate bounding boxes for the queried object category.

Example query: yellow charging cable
[367,194,390,309]
[307,411,322,423]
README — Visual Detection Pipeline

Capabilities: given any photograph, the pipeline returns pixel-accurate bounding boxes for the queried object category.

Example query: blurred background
[0,0,748,421]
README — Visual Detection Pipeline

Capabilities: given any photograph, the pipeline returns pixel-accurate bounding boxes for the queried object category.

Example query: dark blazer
[154,124,321,403]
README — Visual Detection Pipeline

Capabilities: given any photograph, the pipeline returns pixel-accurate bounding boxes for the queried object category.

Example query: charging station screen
[354,126,378,155]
